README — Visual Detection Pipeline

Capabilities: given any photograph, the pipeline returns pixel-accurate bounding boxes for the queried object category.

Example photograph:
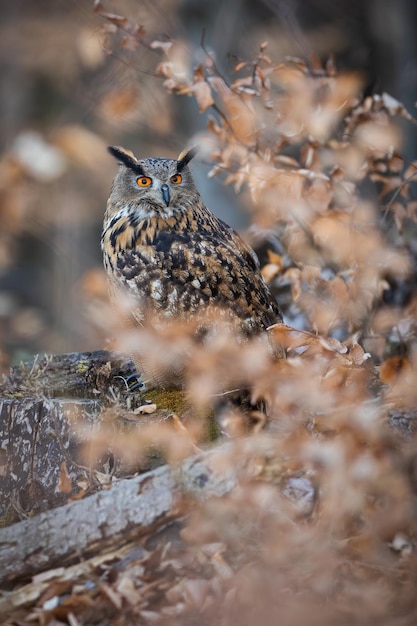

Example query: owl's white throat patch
[110,204,176,224]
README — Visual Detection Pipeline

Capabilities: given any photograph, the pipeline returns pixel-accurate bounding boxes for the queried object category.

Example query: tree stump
[0,350,150,524]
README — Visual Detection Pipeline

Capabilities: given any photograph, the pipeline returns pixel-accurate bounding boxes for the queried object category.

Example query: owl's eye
[170,173,182,185]
[136,176,152,187]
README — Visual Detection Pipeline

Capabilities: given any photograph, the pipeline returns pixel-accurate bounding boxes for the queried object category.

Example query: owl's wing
[216,234,282,328]
[216,217,261,272]
[206,215,282,325]
[159,218,283,331]
[105,208,282,331]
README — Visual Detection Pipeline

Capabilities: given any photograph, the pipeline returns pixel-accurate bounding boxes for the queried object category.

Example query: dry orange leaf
[58,461,72,494]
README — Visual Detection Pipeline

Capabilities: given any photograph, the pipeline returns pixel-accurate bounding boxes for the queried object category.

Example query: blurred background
[0,0,416,368]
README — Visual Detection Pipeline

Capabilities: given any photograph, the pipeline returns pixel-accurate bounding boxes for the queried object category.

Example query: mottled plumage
[101,146,282,387]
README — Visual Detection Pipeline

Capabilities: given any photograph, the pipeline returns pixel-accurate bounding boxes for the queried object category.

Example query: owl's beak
[161,184,170,206]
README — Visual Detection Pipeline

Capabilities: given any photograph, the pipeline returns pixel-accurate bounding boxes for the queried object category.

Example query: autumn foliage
[60,9,417,623]
[1,3,417,625]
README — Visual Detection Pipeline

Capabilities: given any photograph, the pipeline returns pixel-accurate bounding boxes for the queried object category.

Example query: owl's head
[107,145,198,219]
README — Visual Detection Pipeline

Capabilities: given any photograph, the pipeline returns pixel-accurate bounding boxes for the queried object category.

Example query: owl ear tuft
[176,146,197,172]
[108,146,145,175]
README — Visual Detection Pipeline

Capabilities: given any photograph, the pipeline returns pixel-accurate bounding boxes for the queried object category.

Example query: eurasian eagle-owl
[101,146,282,388]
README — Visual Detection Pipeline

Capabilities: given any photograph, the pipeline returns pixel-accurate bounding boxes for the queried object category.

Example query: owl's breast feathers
[101,205,282,333]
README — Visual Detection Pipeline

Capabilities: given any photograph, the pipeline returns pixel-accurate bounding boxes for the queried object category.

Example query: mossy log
[0,350,233,590]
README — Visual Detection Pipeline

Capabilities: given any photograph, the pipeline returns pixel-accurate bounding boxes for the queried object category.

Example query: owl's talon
[113,372,146,392]
[125,372,146,392]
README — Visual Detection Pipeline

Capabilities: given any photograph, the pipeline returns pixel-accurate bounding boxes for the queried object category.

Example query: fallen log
[0,350,138,400]
[0,444,239,587]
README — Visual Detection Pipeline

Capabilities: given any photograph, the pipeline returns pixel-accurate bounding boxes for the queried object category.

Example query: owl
[101,145,283,388]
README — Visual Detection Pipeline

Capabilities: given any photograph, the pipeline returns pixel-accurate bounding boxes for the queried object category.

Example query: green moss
[144,387,220,442]
[1,391,24,399]
[206,411,221,441]
[144,387,190,415]
[75,361,90,374]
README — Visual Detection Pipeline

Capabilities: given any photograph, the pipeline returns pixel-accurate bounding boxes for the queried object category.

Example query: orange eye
[136,176,152,187]
[170,173,182,184]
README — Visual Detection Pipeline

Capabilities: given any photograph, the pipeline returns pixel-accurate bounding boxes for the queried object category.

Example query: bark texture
[0,350,145,523]
[0,445,237,586]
